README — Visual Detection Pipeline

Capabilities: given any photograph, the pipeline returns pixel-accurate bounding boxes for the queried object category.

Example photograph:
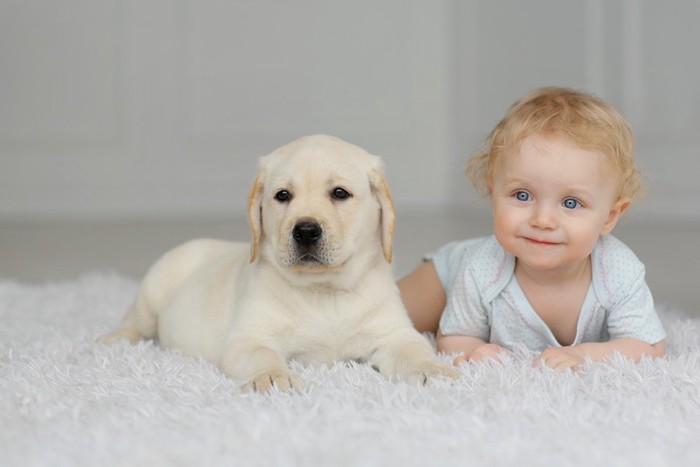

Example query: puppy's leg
[372,328,459,384]
[99,292,157,345]
[219,339,303,393]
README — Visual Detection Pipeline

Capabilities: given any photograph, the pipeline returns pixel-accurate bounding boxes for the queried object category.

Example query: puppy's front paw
[241,370,304,393]
[400,360,459,385]
[98,328,141,345]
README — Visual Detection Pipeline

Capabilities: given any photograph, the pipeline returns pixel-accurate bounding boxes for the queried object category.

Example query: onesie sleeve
[594,236,666,344]
[433,239,491,340]
[431,240,469,295]
[605,267,666,344]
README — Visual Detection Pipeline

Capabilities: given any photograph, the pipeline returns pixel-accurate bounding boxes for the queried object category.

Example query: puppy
[100,135,458,392]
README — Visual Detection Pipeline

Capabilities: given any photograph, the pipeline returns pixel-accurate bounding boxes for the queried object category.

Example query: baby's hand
[534,347,584,372]
[453,343,508,366]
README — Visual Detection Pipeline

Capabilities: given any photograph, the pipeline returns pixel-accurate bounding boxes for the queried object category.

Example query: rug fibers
[1,273,699,467]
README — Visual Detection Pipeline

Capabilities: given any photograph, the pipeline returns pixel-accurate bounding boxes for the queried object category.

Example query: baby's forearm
[572,338,666,362]
[436,332,487,356]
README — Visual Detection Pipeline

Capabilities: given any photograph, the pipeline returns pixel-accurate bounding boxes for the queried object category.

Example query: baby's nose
[531,205,557,229]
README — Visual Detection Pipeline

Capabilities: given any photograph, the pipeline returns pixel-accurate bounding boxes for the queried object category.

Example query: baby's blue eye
[562,198,581,209]
[515,191,531,202]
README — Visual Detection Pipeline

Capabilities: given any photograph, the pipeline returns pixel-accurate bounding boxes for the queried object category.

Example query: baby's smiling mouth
[524,237,560,246]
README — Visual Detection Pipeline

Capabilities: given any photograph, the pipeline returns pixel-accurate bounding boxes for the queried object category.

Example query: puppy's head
[247,135,394,284]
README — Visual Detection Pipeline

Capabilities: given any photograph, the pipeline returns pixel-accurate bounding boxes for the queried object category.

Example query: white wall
[1,0,699,222]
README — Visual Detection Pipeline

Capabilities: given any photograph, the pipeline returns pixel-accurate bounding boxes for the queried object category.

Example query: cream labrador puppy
[100,135,458,392]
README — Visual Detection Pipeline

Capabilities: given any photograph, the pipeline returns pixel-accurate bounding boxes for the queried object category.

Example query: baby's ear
[601,198,630,236]
[485,175,494,193]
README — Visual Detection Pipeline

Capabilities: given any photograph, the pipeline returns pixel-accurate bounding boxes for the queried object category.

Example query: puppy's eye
[275,190,292,202]
[331,187,352,200]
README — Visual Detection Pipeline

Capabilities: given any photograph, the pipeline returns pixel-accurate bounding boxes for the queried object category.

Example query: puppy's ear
[369,165,395,263]
[247,170,265,262]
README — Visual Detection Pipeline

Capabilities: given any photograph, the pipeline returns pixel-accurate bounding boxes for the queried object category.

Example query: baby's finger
[468,352,484,362]
[554,357,581,372]
[452,354,468,366]
[532,351,557,367]
[553,360,573,372]
[540,353,564,369]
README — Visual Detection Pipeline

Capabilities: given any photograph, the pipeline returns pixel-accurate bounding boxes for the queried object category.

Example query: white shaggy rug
[2,273,700,467]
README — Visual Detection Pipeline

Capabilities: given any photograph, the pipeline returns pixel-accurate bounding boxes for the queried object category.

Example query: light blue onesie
[433,235,666,352]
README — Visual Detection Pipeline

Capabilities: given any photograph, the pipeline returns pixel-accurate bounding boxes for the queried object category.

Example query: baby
[399,87,666,371]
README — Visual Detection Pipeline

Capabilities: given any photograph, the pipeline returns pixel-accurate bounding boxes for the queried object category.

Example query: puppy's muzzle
[293,221,322,247]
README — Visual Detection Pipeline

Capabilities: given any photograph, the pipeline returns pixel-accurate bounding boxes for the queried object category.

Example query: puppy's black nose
[293,222,322,246]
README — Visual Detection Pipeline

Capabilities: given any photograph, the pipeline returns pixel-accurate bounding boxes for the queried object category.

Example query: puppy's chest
[281,299,376,364]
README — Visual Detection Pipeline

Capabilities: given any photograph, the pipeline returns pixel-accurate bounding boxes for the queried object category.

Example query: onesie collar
[469,235,516,303]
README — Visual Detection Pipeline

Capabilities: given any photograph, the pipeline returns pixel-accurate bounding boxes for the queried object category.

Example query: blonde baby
[399,87,666,371]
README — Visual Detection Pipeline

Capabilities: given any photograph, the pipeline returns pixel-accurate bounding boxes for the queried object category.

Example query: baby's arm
[535,338,666,371]
[539,236,668,371]
[436,331,509,365]
[398,261,446,334]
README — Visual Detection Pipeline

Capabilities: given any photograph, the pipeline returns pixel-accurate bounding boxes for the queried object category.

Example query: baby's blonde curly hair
[467,87,643,204]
